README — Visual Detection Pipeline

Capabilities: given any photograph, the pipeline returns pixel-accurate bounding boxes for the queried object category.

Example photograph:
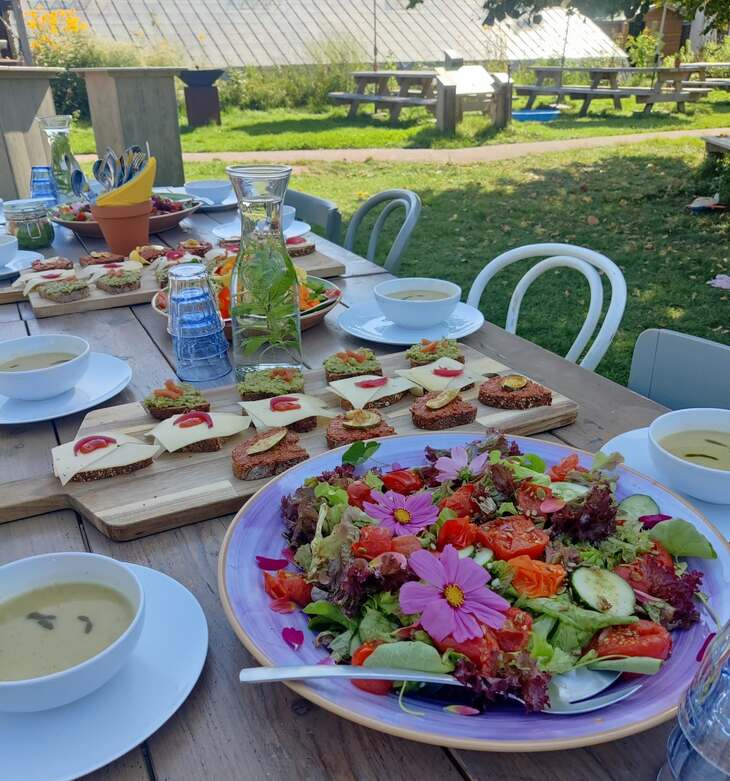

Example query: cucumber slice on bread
[572,567,636,617]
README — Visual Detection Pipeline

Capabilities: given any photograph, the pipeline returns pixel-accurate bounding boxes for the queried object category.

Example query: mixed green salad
[259,435,717,711]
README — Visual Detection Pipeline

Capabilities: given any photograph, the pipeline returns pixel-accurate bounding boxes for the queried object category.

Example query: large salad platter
[219,432,728,751]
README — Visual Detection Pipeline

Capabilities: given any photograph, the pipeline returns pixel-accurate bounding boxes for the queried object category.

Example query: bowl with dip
[0,552,145,712]
[373,277,461,329]
[184,179,233,205]
[0,333,90,401]
[648,408,730,504]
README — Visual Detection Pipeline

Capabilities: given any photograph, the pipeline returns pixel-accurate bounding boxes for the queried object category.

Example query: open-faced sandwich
[240,393,335,433]
[176,239,212,258]
[147,411,250,453]
[38,277,91,303]
[328,374,415,410]
[129,244,167,264]
[406,338,464,367]
[151,250,200,288]
[325,409,396,449]
[397,356,478,394]
[143,380,211,420]
[237,367,305,401]
[52,433,159,485]
[12,268,84,299]
[231,428,309,481]
[31,256,74,272]
[323,348,382,383]
[79,251,125,268]
[94,268,142,295]
[286,236,315,257]
[478,373,552,410]
[410,389,477,430]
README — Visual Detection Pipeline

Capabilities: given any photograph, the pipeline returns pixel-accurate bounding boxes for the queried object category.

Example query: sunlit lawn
[182,137,729,386]
[71,91,730,155]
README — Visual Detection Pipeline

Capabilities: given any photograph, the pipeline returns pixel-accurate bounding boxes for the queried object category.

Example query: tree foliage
[407,0,730,33]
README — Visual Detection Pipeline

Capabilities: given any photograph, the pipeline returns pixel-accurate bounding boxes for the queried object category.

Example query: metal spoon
[238,665,635,715]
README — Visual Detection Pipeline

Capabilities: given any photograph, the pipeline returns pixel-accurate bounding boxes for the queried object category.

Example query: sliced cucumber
[617,494,660,522]
[572,567,636,617]
[589,656,663,675]
[473,548,494,566]
[550,481,590,503]
[457,545,474,559]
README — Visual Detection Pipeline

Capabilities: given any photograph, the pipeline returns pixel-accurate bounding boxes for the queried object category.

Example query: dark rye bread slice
[410,392,477,430]
[79,253,124,267]
[145,400,211,421]
[339,389,409,410]
[326,415,396,449]
[38,282,90,303]
[32,257,73,272]
[232,429,308,481]
[70,458,154,482]
[325,366,383,384]
[178,438,222,453]
[478,376,552,410]
[95,274,142,295]
[289,416,317,433]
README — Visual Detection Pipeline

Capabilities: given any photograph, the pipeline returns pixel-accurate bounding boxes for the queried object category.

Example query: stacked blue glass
[29,166,58,206]
[167,263,232,382]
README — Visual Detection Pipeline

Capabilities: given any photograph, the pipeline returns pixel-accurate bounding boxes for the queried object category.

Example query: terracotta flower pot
[91,200,152,255]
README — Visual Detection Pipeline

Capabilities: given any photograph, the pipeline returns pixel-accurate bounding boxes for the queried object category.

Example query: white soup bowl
[0,333,90,400]
[0,233,18,266]
[648,408,730,504]
[374,277,461,329]
[184,180,233,204]
[0,552,145,712]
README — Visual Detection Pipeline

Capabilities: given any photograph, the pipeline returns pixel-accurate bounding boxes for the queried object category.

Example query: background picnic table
[0,210,674,780]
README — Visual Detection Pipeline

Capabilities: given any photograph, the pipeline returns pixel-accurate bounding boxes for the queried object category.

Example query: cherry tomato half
[593,620,672,660]
[479,515,549,560]
[494,607,532,652]
[381,469,423,495]
[439,484,478,518]
[434,627,500,676]
[437,517,478,550]
[262,570,312,607]
[347,480,373,509]
[351,526,393,560]
[390,534,423,556]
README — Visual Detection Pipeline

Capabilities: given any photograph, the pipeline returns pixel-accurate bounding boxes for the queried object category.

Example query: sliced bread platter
[0,343,578,540]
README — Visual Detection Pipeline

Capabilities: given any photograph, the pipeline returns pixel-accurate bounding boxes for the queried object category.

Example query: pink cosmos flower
[362,490,438,536]
[434,446,489,484]
[399,544,509,642]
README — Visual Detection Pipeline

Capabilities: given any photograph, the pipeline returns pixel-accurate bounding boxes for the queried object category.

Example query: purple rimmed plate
[218,433,730,752]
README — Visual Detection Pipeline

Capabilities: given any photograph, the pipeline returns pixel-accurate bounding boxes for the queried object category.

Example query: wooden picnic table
[0,209,675,780]
[522,64,711,115]
[330,69,438,122]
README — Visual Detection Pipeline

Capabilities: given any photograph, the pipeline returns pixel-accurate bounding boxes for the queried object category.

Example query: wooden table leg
[348,75,368,119]
[579,96,591,117]
[609,73,622,109]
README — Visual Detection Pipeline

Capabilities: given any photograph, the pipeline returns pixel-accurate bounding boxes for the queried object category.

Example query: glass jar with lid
[4,199,55,250]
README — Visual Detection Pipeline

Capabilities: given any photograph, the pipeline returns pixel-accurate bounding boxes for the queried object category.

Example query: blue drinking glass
[657,621,730,780]
[168,263,232,382]
[29,166,58,206]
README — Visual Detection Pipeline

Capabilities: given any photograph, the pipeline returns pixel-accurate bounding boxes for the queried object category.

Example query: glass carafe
[227,165,303,380]
[37,115,80,203]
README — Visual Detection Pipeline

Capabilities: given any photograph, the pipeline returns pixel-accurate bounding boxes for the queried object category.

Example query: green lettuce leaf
[649,518,717,559]
[358,607,398,643]
[303,601,354,631]
[363,640,455,673]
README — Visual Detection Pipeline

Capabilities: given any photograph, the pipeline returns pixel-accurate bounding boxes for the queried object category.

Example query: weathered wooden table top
[0,210,672,780]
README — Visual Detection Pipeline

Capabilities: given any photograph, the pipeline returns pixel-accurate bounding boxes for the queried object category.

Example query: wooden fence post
[73,67,184,186]
[0,66,61,200]
[490,79,512,130]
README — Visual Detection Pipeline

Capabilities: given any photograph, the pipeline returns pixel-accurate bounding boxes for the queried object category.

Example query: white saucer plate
[0,353,132,425]
[0,250,44,281]
[338,302,485,345]
[602,427,730,539]
[0,563,208,781]
[153,186,237,213]
[212,220,311,242]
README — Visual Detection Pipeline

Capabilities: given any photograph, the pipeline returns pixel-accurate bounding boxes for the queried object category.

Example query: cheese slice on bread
[397,357,478,393]
[328,374,416,410]
[53,433,160,485]
[148,412,251,452]
[239,393,335,430]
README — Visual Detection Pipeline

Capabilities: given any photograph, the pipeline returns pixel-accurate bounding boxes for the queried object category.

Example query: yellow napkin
[96,157,157,207]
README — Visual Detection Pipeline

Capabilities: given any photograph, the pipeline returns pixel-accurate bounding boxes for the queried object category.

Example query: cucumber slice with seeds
[473,548,494,566]
[617,494,660,522]
[572,567,636,617]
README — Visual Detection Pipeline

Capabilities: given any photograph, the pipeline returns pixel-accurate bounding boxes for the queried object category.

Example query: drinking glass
[226,164,303,381]
[29,166,58,205]
[657,621,730,780]
[37,115,81,203]
[168,263,231,382]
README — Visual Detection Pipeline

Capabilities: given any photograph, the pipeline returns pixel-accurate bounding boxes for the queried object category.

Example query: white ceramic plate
[212,220,311,242]
[0,250,44,281]
[0,563,208,781]
[0,352,131,425]
[602,427,730,539]
[338,302,485,345]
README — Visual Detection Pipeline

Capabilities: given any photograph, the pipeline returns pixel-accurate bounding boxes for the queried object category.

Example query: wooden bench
[328,91,437,122]
[702,135,730,160]
[682,79,730,91]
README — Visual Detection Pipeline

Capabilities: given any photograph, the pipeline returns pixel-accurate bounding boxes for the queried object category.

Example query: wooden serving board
[0,346,577,540]
[0,249,346,314]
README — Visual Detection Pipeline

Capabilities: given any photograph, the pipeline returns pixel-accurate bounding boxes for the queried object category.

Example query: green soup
[659,430,730,471]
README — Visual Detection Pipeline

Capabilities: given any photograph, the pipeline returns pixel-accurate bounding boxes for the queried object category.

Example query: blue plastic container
[512,109,560,123]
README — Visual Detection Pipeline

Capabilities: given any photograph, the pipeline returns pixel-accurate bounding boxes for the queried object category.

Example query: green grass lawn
[70,91,730,155]
[183,137,729,386]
